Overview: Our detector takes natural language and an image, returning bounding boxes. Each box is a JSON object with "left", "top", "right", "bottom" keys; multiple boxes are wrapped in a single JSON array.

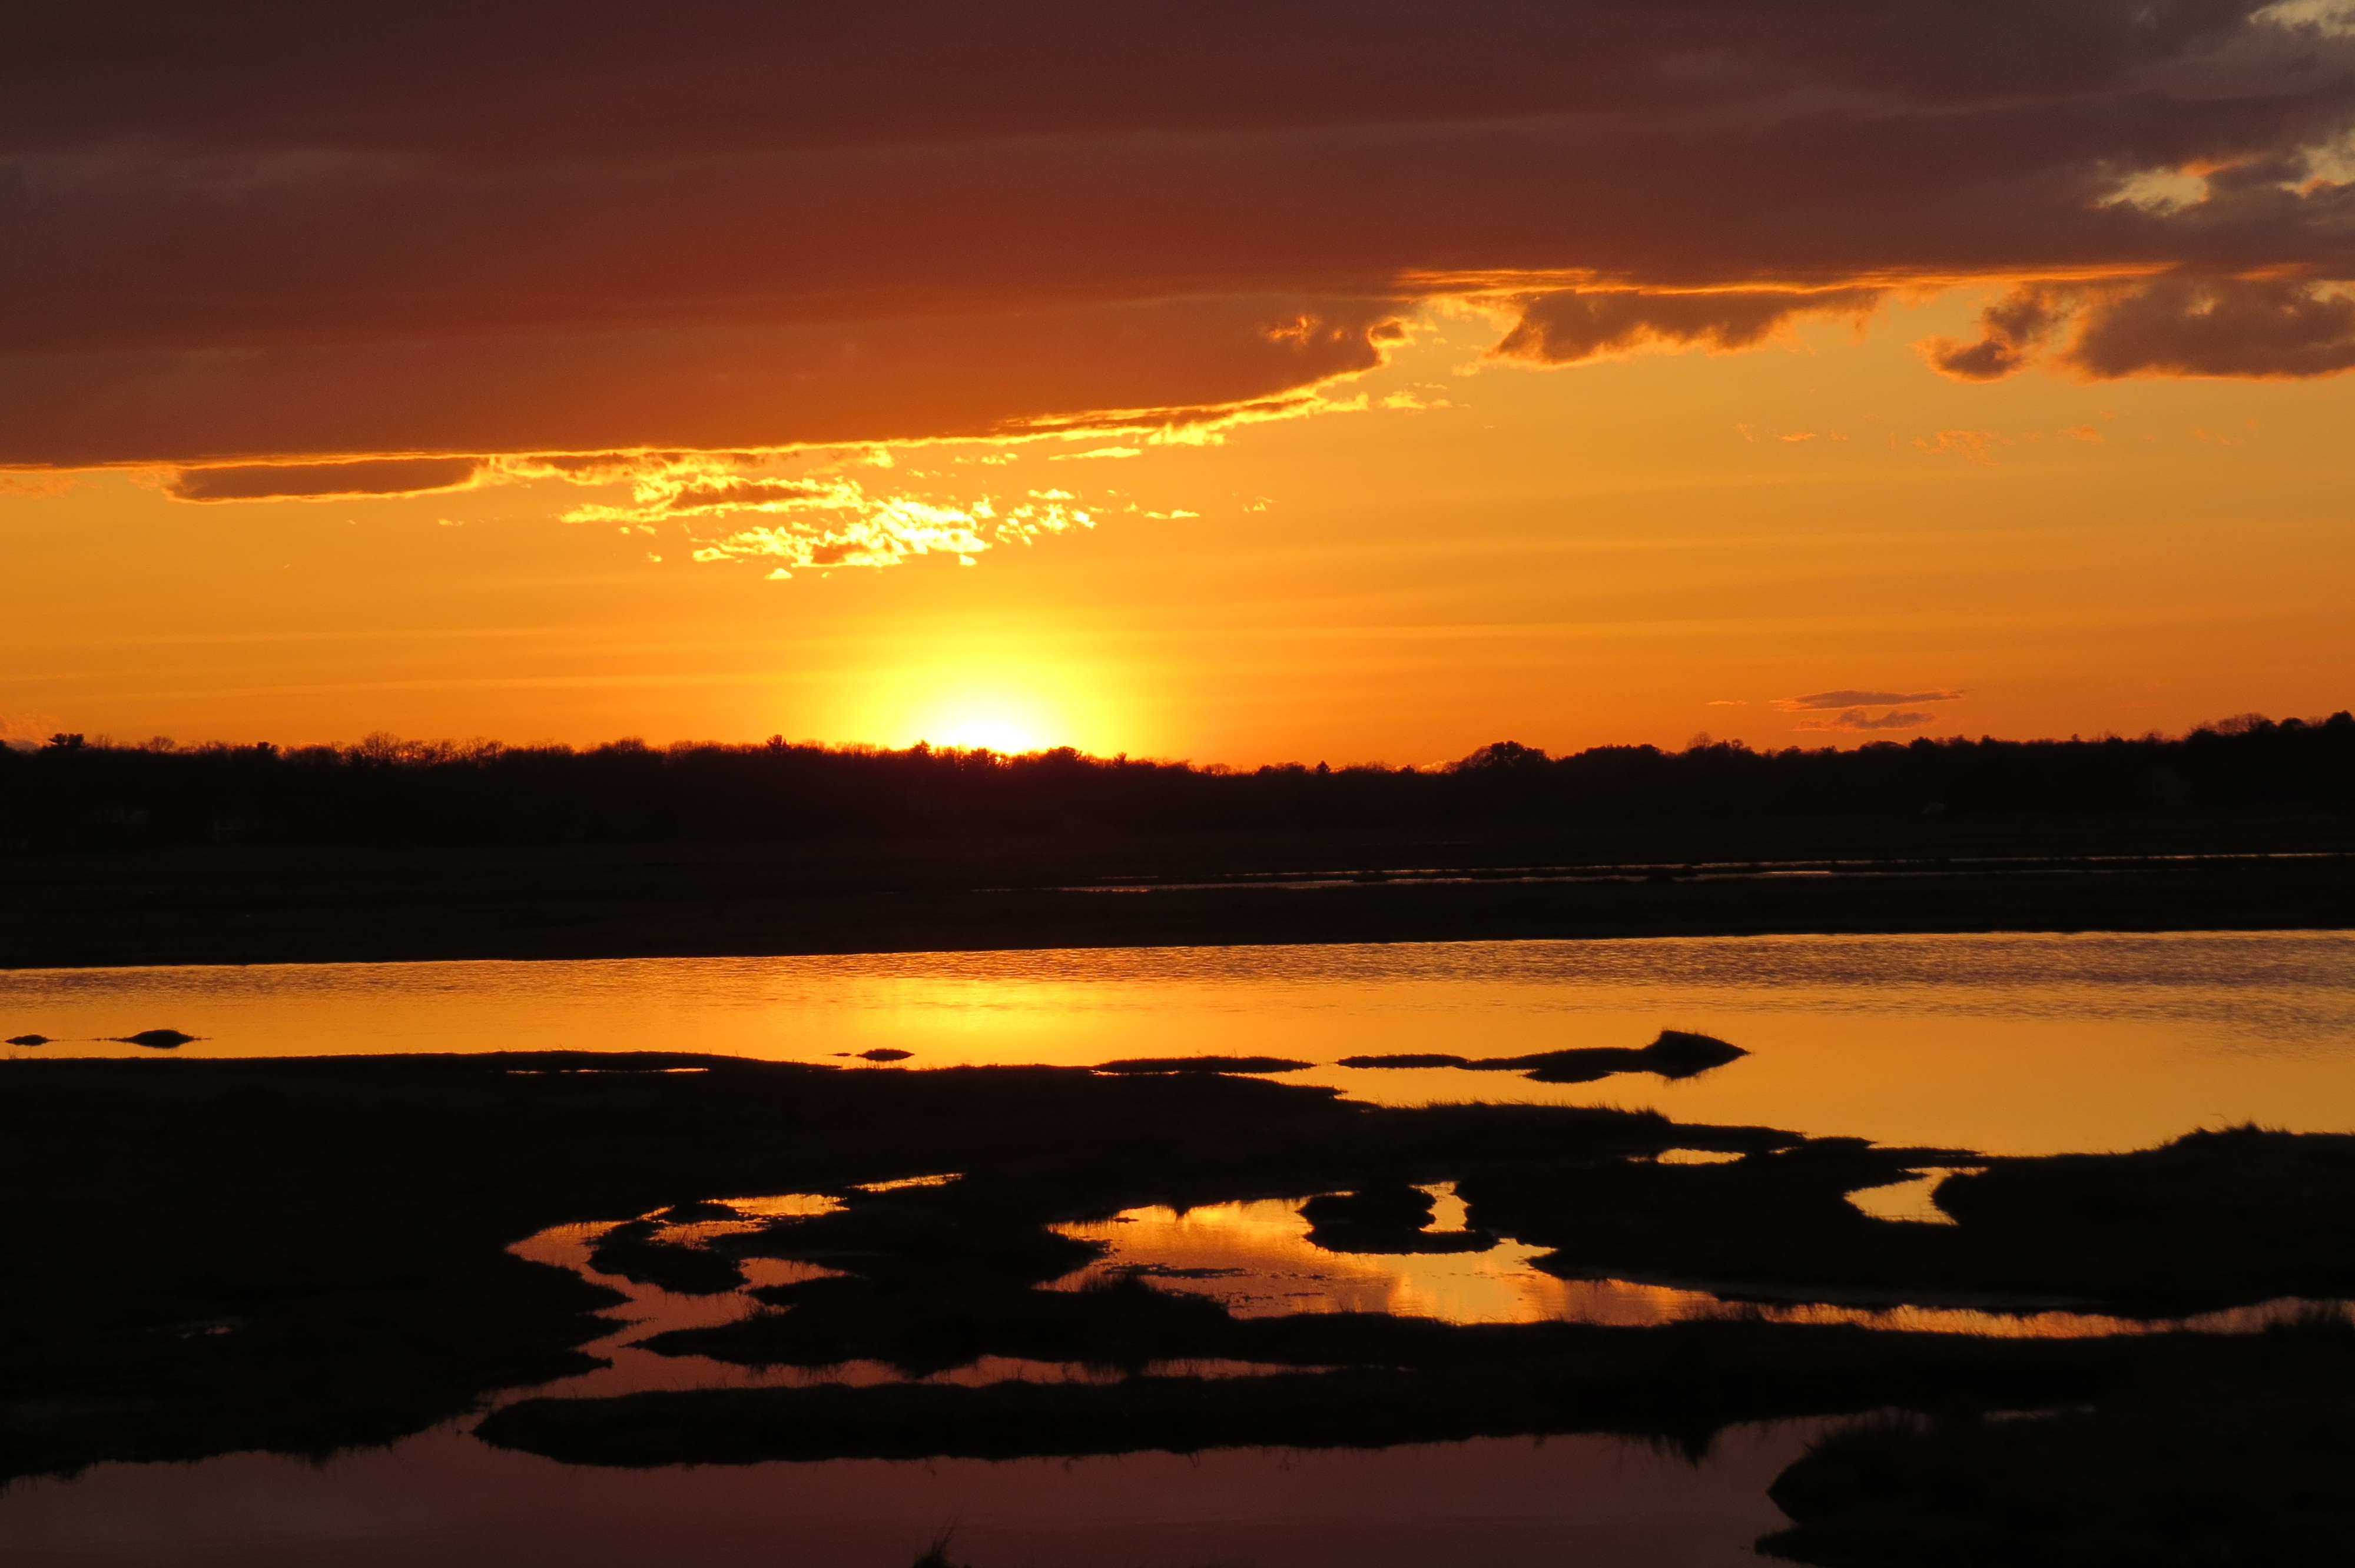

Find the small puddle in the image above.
[{"left": 1846, "top": 1170, "right": 1967, "bottom": 1224}]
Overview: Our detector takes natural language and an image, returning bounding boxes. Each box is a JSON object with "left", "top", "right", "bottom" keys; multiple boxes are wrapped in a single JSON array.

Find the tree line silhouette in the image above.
[{"left": 4, "top": 714, "right": 2351, "bottom": 852}]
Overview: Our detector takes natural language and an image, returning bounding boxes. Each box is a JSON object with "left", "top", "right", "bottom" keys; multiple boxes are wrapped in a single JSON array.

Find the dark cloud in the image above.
[
  {"left": 1928, "top": 275, "right": 2355, "bottom": 379},
  {"left": 1792, "top": 709, "right": 1942, "bottom": 732},
  {"left": 654, "top": 479, "right": 834, "bottom": 515},
  {"left": 164, "top": 456, "right": 482, "bottom": 501},
  {"left": 1777, "top": 689, "right": 1966, "bottom": 710},
  {"left": 3, "top": 1, "right": 2353, "bottom": 469},
  {"left": 1491, "top": 289, "right": 1882, "bottom": 364},
  {"left": 1925, "top": 288, "right": 2075, "bottom": 380},
  {"left": 2071, "top": 275, "right": 2355, "bottom": 377},
  {"left": 1, "top": 298, "right": 1398, "bottom": 469},
  {"left": 0, "top": 2, "right": 2291, "bottom": 157}
]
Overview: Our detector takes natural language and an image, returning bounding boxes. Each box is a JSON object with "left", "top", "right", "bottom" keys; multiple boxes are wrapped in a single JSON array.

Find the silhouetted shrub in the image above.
[{"left": 2, "top": 714, "right": 2349, "bottom": 851}]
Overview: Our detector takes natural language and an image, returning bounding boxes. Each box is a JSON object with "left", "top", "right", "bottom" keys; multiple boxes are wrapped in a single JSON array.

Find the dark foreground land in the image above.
[
  {"left": 5, "top": 818, "right": 2354, "bottom": 968},
  {"left": 8, "top": 1052, "right": 2355, "bottom": 1564},
  {"left": 5, "top": 719, "right": 2353, "bottom": 966}
]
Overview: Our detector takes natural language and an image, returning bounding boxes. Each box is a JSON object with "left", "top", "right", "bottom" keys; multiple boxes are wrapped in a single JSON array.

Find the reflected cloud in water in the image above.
[{"left": 1058, "top": 1186, "right": 2355, "bottom": 1343}]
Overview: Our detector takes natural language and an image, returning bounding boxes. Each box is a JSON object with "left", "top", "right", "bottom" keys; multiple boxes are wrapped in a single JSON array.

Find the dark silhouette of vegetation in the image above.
[
  {"left": 585, "top": 1219, "right": 749, "bottom": 1296},
  {"left": 14, "top": 1048, "right": 2355, "bottom": 1562},
  {"left": 1301, "top": 1184, "right": 1497, "bottom": 1254},
  {"left": 651, "top": 1200, "right": 739, "bottom": 1223},
  {"left": 0, "top": 1051, "right": 1783, "bottom": 1484},
  {"left": 471, "top": 1346, "right": 1909, "bottom": 1466},
  {"left": 1759, "top": 1309, "right": 2355, "bottom": 1567},
  {"left": 1340, "top": 1029, "right": 1747, "bottom": 1084},
  {"left": 1466, "top": 1127, "right": 2355, "bottom": 1316},
  {"left": 3, "top": 713, "right": 2351, "bottom": 855},
  {"left": 613, "top": 1125, "right": 2353, "bottom": 1390},
  {"left": 910, "top": 1536, "right": 965, "bottom": 1568},
  {"left": 111, "top": 1028, "right": 195, "bottom": 1049},
  {"left": 475, "top": 1323, "right": 2341, "bottom": 1471},
  {"left": 11, "top": 717, "right": 2351, "bottom": 968},
  {"left": 1090, "top": 1056, "right": 1313, "bottom": 1075}
]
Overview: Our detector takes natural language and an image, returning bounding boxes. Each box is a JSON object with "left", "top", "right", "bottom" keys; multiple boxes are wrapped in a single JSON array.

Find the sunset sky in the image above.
[{"left": 6, "top": 0, "right": 2354, "bottom": 763}]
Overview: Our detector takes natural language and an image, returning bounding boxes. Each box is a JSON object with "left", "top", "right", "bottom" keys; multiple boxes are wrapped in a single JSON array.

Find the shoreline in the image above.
[
  {"left": 5, "top": 843, "right": 2351, "bottom": 969},
  {"left": 3, "top": 919, "right": 2351, "bottom": 981}
]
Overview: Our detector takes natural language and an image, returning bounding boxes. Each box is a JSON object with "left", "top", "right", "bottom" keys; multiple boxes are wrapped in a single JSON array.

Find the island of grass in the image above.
[{"left": 1339, "top": 1028, "right": 1747, "bottom": 1082}]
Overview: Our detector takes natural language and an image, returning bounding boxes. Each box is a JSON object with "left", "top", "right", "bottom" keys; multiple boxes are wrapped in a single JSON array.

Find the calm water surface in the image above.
[
  {"left": 8, "top": 1192, "right": 1813, "bottom": 1567},
  {"left": 6, "top": 930, "right": 2353, "bottom": 1563},
  {"left": 0, "top": 1424, "right": 1815, "bottom": 1568},
  {"left": 8, "top": 930, "right": 2355, "bottom": 1151}
]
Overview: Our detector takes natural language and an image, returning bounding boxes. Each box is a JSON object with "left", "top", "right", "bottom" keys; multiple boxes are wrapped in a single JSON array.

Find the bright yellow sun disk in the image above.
[
  {"left": 899, "top": 680, "right": 1073, "bottom": 754},
  {"left": 936, "top": 715, "right": 1037, "bottom": 752},
  {"left": 846, "top": 634, "right": 1125, "bottom": 756}
]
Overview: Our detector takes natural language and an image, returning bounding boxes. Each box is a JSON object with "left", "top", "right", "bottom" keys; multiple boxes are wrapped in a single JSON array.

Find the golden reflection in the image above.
[
  {"left": 9, "top": 934, "right": 2355, "bottom": 1155},
  {"left": 508, "top": 1206, "right": 1319, "bottom": 1399},
  {"left": 502, "top": 1217, "right": 838, "bottom": 1400},
  {"left": 1845, "top": 1171, "right": 1965, "bottom": 1224},
  {"left": 1057, "top": 1186, "right": 1707, "bottom": 1324},
  {"left": 1053, "top": 1187, "right": 2355, "bottom": 1340}
]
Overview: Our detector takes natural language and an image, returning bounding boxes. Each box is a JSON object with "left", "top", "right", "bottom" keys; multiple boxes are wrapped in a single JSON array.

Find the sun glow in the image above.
[
  {"left": 875, "top": 663, "right": 1107, "bottom": 756},
  {"left": 935, "top": 715, "right": 1039, "bottom": 753}
]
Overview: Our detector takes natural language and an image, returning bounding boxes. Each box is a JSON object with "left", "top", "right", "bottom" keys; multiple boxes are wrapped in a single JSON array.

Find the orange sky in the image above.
[
  {"left": 6, "top": 291, "right": 2351, "bottom": 763},
  {"left": 5, "top": 2, "right": 2354, "bottom": 763}
]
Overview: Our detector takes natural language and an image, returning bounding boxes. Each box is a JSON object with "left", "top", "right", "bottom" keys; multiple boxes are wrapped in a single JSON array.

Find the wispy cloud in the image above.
[
  {"left": 1777, "top": 689, "right": 1966, "bottom": 712},
  {"left": 125, "top": 416, "right": 1322, "bottom": 573},
  {"left": 0, "top": 710, "right": 66, "bottom": 748},
  {"left": 164, "top": 457, "right": 484, "bottom": 502},
  {"left": 553, "top": 454, "right": 1097, "bottom": 576},
  {"left": 1792, "top": 709, "right": 1941, "bottom": 732},
  {"left": 0, "top": 470, "right": 81, "bottom": 498}
]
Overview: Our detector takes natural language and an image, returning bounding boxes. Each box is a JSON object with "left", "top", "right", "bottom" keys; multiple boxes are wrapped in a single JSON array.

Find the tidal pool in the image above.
[{"left": 6, "top": 930, "right": 2355, "bottom": 1151}]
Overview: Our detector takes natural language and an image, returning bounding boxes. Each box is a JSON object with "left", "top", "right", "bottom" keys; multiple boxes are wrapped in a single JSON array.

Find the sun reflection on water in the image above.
[{"left": 12, "top": 932, "right": 2355, "bottom": 1155}]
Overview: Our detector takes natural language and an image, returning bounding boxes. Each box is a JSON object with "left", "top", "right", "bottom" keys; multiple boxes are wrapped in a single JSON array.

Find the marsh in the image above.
[{"left": 4, "top": 930, "right": 2355, "bottom": 1563}]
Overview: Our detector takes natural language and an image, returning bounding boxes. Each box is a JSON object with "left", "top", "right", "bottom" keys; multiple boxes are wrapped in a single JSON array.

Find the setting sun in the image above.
[
  {"left": 933, "top": 715, "right": 1039, "bottom": 753},
  {"left": 9, "top": 4, "right": 2355, "bottom": 1562},
  {"left": 896, "top": 678, "right": 1070, "bottom": 753},
  {"left": 857, "top": 645, "right": 1124, "bottom": 756}
]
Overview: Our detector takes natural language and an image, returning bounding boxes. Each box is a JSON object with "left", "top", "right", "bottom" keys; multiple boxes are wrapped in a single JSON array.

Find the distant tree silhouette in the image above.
[{"left": 1, "top": 713, "right": 2350, "bottom": 852}]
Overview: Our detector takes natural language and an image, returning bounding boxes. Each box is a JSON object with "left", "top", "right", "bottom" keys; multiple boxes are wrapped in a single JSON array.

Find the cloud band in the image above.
[{"left": 4, "top": 0, "right": 2353, "bottom": 470}]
